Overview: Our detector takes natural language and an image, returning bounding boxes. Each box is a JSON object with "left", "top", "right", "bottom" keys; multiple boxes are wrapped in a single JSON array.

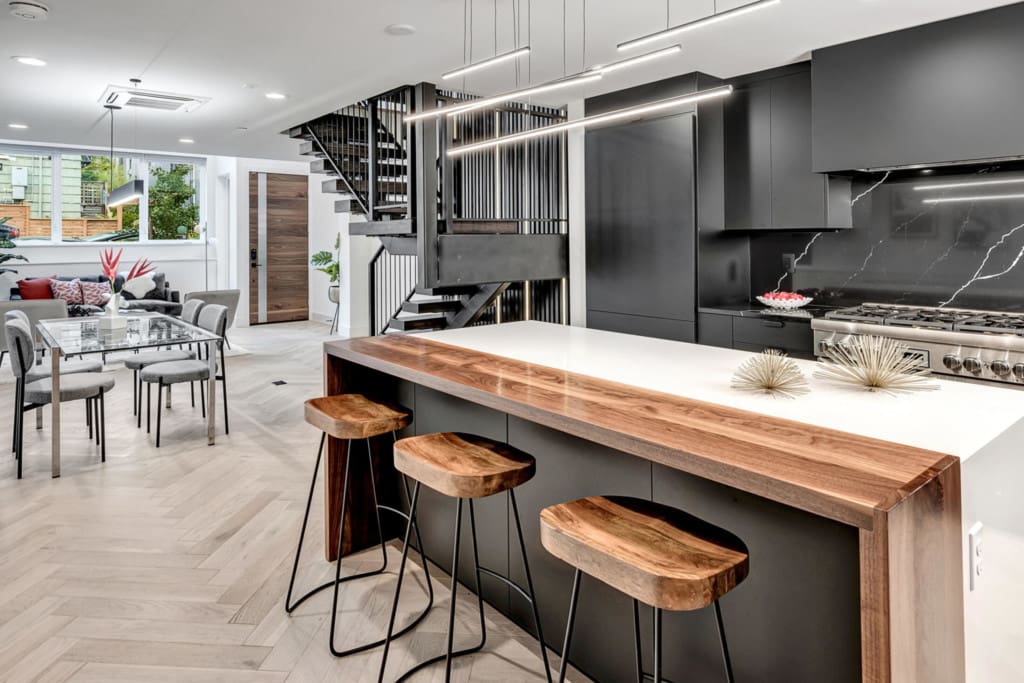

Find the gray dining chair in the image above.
[
  {"left": 140, "top": 304, "right": 229, "bottom": 447},
  {"left": 6, "top": 318, "right": 115, "bottom": 479},
  {"left": 126, "top": 299, "right": 205, "bottom": 422}
]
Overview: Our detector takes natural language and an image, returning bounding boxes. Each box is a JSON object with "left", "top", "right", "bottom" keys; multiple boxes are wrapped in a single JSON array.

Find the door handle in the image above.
[{"left": 761, "top": 320, "right": 785, "bottom": 328}]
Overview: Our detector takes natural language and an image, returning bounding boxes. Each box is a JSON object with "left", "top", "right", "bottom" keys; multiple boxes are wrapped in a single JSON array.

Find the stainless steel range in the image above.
[{"left": 811, "top": 303, "right": 1024, "bottom": 385}]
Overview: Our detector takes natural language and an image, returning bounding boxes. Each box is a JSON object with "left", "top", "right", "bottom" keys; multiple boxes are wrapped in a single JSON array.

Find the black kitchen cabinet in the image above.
[
  {"left": 585, "top": 112, "right": 696, "bottom": 341},
  {"left": 812, "top": 3, "right": 1024, "bottom": 172},
  {"left": 697, "top": 311, "right": 814, "bottom": 358},
  {"left": 724, "top": 68, "right": 851, "bottom": 231}
]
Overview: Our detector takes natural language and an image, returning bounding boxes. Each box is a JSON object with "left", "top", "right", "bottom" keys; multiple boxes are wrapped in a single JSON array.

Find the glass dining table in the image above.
[{"left": 36, "top": 312, "right": 222, "bottom": 477}]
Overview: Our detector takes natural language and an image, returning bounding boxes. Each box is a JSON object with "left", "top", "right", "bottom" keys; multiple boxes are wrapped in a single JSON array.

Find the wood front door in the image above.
[{"left": 249, "top": 172, "right": 309, "bottom": 324}]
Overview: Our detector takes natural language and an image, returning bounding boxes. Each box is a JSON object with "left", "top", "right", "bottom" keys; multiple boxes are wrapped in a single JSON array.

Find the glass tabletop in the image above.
[{"left": 36, "top": 312, "right": 221, "bottom": 356}]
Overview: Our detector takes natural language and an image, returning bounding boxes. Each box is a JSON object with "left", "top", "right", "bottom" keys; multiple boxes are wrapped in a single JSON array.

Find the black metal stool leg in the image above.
[
  {"left": 510, "top": 489, "right": 553, "bottom": 683},
  {"left": 715, "top": 600, "right": 735, "bottom": 683},
  {"left": 443, "top": 498, "right": 465, "bottom": 681},
  {"left": 633, "top": 600, "right": 644, "bottom": 683},
  {"left": 285, "top": 433, "right": 330, "bottom": 612},
  {"left": 378, "top": 481, "right": 422, "bottom": 683},
  {"left": 557, "top": 568, "right": 583, "bottom": 683}
]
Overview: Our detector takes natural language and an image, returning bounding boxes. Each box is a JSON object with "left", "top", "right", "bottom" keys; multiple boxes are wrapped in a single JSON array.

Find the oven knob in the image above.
[
  {"left": 942, "top": 354, "right": 962, "bottom": 371},
  {"left": 963, "top": 357, "right": 983, "bottom": 374},
  {"left": 1014, "top": 363, "right": 1024, "bottom": 380},
  {"left": 991, "top": 360, "right": 1011, "bottom": 377}
]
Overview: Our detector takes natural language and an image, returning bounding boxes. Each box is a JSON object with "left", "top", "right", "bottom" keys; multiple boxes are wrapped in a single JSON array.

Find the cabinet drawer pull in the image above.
[{"left": 761, "top": 320, "right": 785, "bottom": 328}]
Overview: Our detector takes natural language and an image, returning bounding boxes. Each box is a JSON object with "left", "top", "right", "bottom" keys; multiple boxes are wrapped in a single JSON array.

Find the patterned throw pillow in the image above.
[
  {"left": 122, "top": 275, "right": 155, "bottom": 300},
  {"left": 50, "top": 278, "right": 84, "bottom": 305},
  {"left": 80, "top": 280, "right": 112, "bottom": 306}
]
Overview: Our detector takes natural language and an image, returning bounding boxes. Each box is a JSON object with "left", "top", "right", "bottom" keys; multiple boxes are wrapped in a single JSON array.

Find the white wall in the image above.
[{"left": 567, "top": 98, "right": 587, "bottom": 327}]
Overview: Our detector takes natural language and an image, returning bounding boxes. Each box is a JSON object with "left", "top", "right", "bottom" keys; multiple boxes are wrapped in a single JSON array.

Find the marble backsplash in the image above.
[{"left": 751, "top": 166, "right": 1024, "bottom": 311}]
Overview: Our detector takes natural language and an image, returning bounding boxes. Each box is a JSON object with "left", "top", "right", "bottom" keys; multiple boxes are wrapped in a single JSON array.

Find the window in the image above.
[
  {"left": 61, "top": 154, "right": 140, "bottom": 242},
  {"left": 0, "top": 144, "right": 204, "bottom": 244},
  {"left": 0, "top": 152, "right": 53, "bottom": 241},
  {"left": 147, "top": 160, "right": 201, "bottom": 240}
]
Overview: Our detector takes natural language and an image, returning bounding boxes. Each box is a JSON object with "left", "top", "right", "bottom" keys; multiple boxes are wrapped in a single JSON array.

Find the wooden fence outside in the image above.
[{"left": 1, "top": 203, "right": 122, "bottom": 239}]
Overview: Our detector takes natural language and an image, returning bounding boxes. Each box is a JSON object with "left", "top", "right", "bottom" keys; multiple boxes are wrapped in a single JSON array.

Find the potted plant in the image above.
[
  {"left": 311, "top": 233, "right": 341, "bottom": 304},
  {"left": 0, "top": 224, "right": 27, "bottom": 300}
]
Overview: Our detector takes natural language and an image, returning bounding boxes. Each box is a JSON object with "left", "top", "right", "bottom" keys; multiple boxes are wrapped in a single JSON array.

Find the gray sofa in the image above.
[{"left": 10, "top": 273, "right": 182, "bottom": 316}]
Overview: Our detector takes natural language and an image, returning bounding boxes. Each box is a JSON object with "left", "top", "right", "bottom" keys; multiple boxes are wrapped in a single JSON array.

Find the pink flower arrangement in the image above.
[{"left": 100, "top": 248, "right": 157, "bottom": 293}]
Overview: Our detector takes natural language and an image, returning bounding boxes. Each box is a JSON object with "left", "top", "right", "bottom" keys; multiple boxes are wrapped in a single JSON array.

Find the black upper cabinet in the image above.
[
  {"left": 812, "top": 3, "right": 1024, "bottom": 172},
  {"left": 724, "top": 69, "right": 851, "bottom": 231}
]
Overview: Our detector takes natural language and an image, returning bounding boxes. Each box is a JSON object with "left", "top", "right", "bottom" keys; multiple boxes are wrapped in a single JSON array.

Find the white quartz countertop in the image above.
[{"left": 419, "top": 321, "right": 1024, "bottom": 460}]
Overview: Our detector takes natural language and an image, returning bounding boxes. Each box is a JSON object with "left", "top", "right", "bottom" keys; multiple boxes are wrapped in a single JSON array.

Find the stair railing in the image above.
[
  {"left": 368, "top": 245, "right": 417, "bottom": 335},
  {"left": 304, "top": 118, "right": 370, "bottom": 215}
]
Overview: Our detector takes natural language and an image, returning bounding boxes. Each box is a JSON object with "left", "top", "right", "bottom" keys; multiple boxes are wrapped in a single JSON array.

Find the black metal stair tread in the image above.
[
  {"left": 390, "top": 314, "right": 448, "bottom": 331},
  {"left": 349, "top": 220, "right": 413, "bottom": 236},
  {"left": 403, "top": 299, "right": 461, "bottom": 314},
  {"left": 415, "top": 285, "right": 478, "bottom": 296}
]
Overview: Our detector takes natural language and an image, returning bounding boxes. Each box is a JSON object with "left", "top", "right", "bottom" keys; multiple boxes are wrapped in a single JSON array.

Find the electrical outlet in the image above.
[
  {"left": 782, "top": 253, "right": 796, "bottom": 274},
  {"left": 969, "top": 522, "right": 983, "bottom": 591}
]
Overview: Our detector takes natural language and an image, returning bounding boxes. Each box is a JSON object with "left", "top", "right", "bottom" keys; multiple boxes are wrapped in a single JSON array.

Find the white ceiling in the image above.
[{"left": 0, "top": 0, "right": 1015, "bottom": 161}]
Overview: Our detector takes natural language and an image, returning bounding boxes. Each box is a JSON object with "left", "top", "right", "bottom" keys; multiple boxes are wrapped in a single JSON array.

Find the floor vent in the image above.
[{"left": 272, "top": 380, "right": 288, "bottom": 386}]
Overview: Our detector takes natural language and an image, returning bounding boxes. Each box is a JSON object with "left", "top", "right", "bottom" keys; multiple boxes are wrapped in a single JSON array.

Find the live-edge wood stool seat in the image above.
[
  {"left": 286, "top": 394, "right": 435, "bottom": 660},
  {"left": 379, "top": 432, "right": 552, "bottom": 683},
  {"left": 541, "top": 496, "right": 749, "bottom": 683}
]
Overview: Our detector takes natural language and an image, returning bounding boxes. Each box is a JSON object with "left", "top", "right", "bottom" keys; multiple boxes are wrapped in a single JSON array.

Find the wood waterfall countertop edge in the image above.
[{"left": 325, "top": 333, "right": 958, "bottom": 530}]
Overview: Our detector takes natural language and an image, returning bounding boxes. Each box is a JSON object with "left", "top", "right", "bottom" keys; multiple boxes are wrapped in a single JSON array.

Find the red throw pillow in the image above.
[
  {"left": 79, "top": 280, "right": 112, "bottom": 306},
  {"left": 50, "top": 278, "right": 84, "bottom": 305},
  {"left": 17, "top": 277, "right": 56, "bottom": 300}
]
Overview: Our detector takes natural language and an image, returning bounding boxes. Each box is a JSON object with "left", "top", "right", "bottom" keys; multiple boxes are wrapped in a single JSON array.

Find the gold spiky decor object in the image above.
[
  {"left": 731, "top": 349, "right": 810, "bottom": 398},
  {"left": 815, "top": 335, "right": 938, "bottom": 394}
]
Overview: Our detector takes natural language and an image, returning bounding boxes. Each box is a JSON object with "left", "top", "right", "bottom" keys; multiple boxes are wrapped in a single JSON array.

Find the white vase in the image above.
[{"left": 100, "top": 293, "right": 127, "bottom": 332}]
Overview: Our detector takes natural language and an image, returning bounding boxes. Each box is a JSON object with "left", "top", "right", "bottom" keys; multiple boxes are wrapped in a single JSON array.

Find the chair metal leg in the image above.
[
  {"left": 714, "top": 600, "right": 735, "bottom": 683},
  {"left": 156, "top": 382, "right": 163, "bottom": 448},
  {"left": 93, "top": 398, "right": 100, "bottom": 446},
  {"left": 137, "top": 374, "right": 143, "bottom": 428},
  {"left": 146, "top": 383, "right": 151, "bottom": 434},
  {"left": 86, "top": 398, "right": 93, "bottom": 439},
  {"left": 16, "top": 403, "right": 24, "bottom": 479},
  {"left": 12, "top": 379, "right": 22, "bottom": 454},
  {"left": 199, "top": 380, "right": 206, "bottom": 418},
  {"left": 633, "top": 600, "right": 644, "bottom": 683},
  {"left": 99, "top": 389, "right": 106, "bottom": 462},
  {"left": 557, "top": 569, "right": 583, "bottom": 683},
  {"left": 132, "top": 370, "right": 137, "bottom": 416},
  {"left": 35, "top": 407, "right": 42, "bottom": 430},
  {"left": 653, "top": 608, "right": 663, "bottom": 683},
  {"left": 221, "top": 374, "right": 229, "bottom": 434},
  {"left": 510, "top": 489, "right": 553, "bottom": 683},
  {"left": 377, "top": 481, "right": 422, "bottom": 683}
]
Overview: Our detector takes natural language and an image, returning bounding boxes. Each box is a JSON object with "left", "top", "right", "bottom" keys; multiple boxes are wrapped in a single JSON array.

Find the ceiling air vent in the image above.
[{"left": 99, "top": 85, "right": 210, "bottom": 113}]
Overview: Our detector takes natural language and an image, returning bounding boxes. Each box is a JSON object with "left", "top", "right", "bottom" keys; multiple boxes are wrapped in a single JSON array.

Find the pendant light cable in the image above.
[
  {"left": 562, "top": 0, "right": 567, "bottom": 78},
  {"left": 582, "top": 0, "right": 587, "bottom": 72}
]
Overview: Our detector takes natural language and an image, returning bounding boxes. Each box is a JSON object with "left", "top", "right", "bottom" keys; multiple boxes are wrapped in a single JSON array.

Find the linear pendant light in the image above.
[
  {"left": 442, "top": 46, "right": 531, "bottom": 80},
  {"left": 406, "top": 73, "right": 602, "bottom": 123},
  {"left": 922, "top": 193, "right": 1024, "bottom": 204},
  {"left": 447, "top": 85, "right": 733, "bottom": 156},
  {"left": 913, "top": 177, "right": 1024, "bottom": 192},
  {"left": 618, "top": 0, "right": 781, "bottom": 51},
  {"left": 406, "top": 45, "right": 682, "bottom": 123}
]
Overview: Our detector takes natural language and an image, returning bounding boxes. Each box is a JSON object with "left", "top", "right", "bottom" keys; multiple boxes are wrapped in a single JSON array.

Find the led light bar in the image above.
[
  {"left": 592, "top": 44, "right": 682, "bottom": 73},
  {"left": 618, "top": 0, "right": 781, "bottom": 51},
  {"left": 922, "top": 194, "right": 1024, "bottom": 204},
  {"left": 405, "top": 73, "right": 602, "bottom": 123},
  {"left": 407, "top": 45, "right": 683, "bottom": 123},
  {"left": 913, "top": 178, "right": 1024, "bottom": 192},
  {"left": 442, "top": 46, "right": 530, "bottom": 80},
  {"left": 447, "top": 85, "right": 733, "bottom": 157}
]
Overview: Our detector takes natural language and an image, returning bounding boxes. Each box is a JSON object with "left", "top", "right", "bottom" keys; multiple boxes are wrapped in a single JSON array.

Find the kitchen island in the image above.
[{"left": 322, "top": 321, "right": 1024, "bottom": 682}]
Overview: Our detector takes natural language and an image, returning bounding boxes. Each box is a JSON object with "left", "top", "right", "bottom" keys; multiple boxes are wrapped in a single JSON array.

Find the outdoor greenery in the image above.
[
  {"left": 149, "top": 165, "right": 199, "bottom": 240},
  {"left": 310, "top": 233, "right": 341, "bottom": 284},
  {"left": 81, "top": 156, "right": 139, "bottom": 232}
]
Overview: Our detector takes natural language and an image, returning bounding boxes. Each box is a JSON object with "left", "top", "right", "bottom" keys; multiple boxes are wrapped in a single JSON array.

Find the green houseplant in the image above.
[
  {"left": 0, "top": 218, "right": 28, "bottom": 277},
  {"left": 311, "top": 233, "right": 341, "bottom": 304}
]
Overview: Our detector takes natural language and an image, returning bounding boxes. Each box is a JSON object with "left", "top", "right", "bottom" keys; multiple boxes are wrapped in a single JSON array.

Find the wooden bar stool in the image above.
[
  {"left": 379, "top": 432, "right": 552, "bottom": 683},
  {"left": 540, "top": 496, "right": 749, "bottom": 683},
  {"left": 286, "top": 394, "right": 434, "bottom": 659}
]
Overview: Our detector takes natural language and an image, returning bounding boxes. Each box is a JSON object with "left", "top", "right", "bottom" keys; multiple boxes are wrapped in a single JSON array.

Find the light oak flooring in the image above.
[{"left": 0, "top": 322, "right": 584, "bottom": 683}]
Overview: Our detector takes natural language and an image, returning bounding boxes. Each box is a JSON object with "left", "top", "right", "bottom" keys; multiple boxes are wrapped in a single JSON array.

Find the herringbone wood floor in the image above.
[{"left": 0, "top": 322, "right": 584, "bottom": 683}]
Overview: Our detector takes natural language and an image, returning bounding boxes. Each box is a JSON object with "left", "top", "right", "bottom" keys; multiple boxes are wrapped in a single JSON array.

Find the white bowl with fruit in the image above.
[{"left": 756, "top": 291, "right": 813, "bottom": 310}]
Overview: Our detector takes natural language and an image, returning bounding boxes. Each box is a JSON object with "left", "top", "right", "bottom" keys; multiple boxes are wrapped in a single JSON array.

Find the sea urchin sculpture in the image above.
[
  {"left": 731, "top": 349, "right": 810, "bottom": 398},
  {"left": 815, "top": 335, "right": 937, "bottom": 394}
]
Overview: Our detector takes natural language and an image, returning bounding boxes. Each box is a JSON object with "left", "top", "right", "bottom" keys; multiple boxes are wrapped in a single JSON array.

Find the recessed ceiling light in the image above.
[
  {"left": 234, "top": 127, "right": 248, "bottom": 133},
  {"left": 385, "top": 23, "right": 416, "bottom": 36},
  {"left": 179, "top": 138, "right": 194, "bottom": 144},
  {"left": 11, "top": 55, "right": 46, "bottom": 66},
  {"left": 9, "top": 1, "right": 49, "bottom": 21},
  {"left": 265, "top": 92, "right": 287, "bottom": 100},
  {"left": 8, "top": 123, "right": 28, "bottom": 129}
]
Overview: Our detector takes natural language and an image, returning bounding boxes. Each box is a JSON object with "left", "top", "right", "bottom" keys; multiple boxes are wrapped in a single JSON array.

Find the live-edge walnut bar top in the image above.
[{"left": 325, "top": 321, "right": 1024, "bottom": 530}]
